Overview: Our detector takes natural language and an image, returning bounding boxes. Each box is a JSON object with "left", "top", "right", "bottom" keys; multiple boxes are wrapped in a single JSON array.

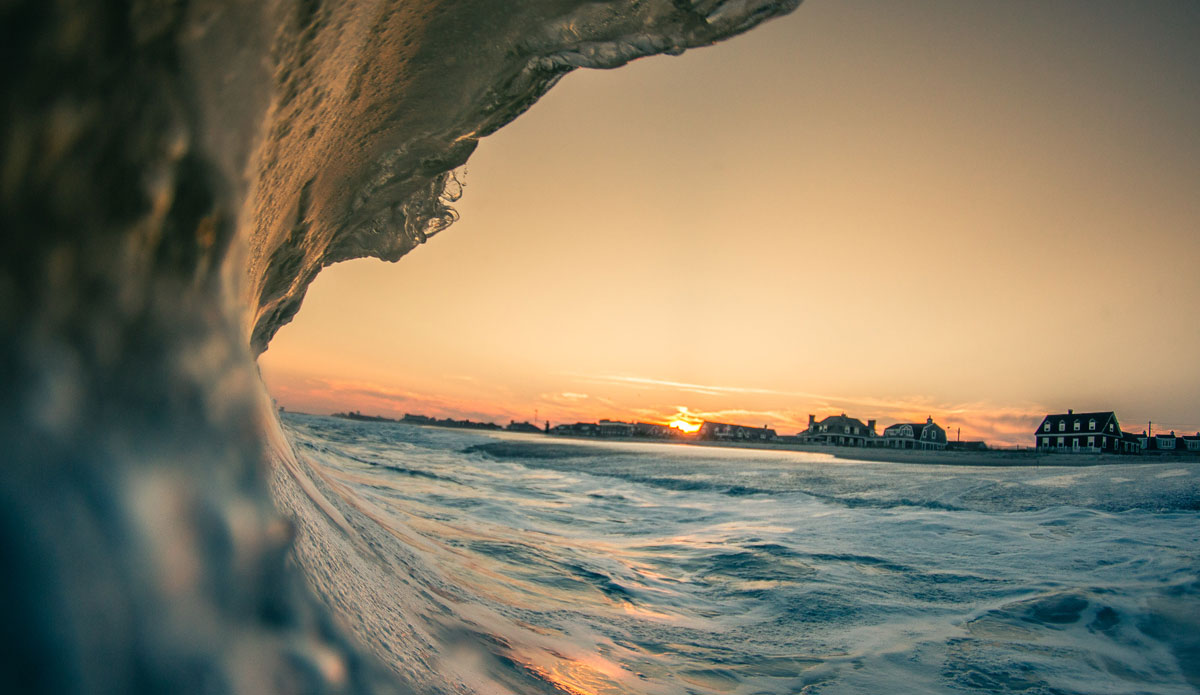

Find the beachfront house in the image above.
[
  {"left": 800, "top": 413, "right": 877, "bottom": 447},
  {"left": 1034, "top": 410, "right": 1130, "bottom": 453},
  {"left": 1139, "top": 431, "right": 1200, "bottom": 454},
  {"left": 551, "top": 422, "right": 601, "bottom": 437},
  {"left": 881, "top": 417, "right": 947, "bottom": 450},
  {"left": 698, "top": 421, "right": 777, "bottom": 442},
  {"left": 598, "top": 419, "right": 636, "bottom": 437}
]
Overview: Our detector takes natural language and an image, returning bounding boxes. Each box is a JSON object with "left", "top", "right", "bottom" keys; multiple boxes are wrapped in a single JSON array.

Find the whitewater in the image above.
[
  {"left": 2, "top": 0, "right": 1199, "bottom": 693},
  {"left": 278, "top": 414, "right": 1200, "bottom": 694}
]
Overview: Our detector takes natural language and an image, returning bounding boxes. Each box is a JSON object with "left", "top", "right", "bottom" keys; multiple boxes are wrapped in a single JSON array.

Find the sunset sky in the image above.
[{"left": 259, "top": 0, "right": 1200, "bottom": 446}]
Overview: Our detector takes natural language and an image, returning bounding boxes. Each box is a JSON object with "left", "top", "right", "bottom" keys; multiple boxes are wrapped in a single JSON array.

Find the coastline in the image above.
[
  {"left": 357, "top": 416, "right": 1200, "bottom": 467},
  {"left": 307, "top": 412, "right": 1200, "bottom": 468}
]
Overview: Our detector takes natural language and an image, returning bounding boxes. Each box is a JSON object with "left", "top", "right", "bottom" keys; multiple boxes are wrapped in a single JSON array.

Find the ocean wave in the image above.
[
  {"left": 1, "top": 1, "right": 799, "bottom": 692},
  {"left": 274, "top": 417, "right": 1200, "bottom": 694}
]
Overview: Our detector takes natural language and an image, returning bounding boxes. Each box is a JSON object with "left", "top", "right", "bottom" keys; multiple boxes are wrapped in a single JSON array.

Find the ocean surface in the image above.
[{"left": 278, "top": 413, "right": 1200, "bottom": 695}]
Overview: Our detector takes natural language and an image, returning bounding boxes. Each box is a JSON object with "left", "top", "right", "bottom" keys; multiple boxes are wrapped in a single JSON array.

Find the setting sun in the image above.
[{"left": 669, "top": 419, "right": 702, "bottom": 434}]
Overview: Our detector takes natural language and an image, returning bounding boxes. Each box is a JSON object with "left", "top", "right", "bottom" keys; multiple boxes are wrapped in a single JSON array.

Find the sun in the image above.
[{"left": 669, "top": 419, "right": 702, "bottom": 434}]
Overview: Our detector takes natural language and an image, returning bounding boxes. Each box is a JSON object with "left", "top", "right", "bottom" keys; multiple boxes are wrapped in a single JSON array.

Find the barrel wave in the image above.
[
  {"left": 0, "top": 1, "right": 799, "bottom": 693},
  {"left": 5, "top": 2, "right": 1200, "bottom": 694}
]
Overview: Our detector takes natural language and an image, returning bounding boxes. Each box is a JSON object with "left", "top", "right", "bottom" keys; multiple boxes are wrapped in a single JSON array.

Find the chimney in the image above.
[
  {"left": 1068, "top": 409, "right": 1073, "bottom": 415},
  {"left": 926, "top": 416, "right": 933, "bottom": 424},
  {"left": 867, "top": 419, "right": 876, "bottom": 433},
  {"left": 808, "top": 414, "right": 815, "bottom": 430}
]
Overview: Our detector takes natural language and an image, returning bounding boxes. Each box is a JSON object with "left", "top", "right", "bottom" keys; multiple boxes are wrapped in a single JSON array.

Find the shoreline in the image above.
[
  {"left": 304, "top": 414, "right": 1200, "bottom": 467},
  {"left": 436, "top": 421, "right": 1199, "bottom": 467}
]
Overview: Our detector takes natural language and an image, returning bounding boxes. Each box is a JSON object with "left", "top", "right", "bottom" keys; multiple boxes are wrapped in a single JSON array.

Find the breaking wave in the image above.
[{"left": 1, "top": 1, "right": 799, "bottom": 692}]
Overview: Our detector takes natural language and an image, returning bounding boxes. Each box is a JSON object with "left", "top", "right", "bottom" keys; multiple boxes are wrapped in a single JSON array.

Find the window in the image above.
[
  {"left": 1058, "top": 421, "right": 1065, "bottom": 432},
  {"left": 1109, "top": 423, "right": 1114, "bottom": 433},
  {"left": 1043, "top": 422, "right": 1050, "bottom": 432},
  {"left": 1057, "top": 437, "right": 1064, "bottom": 446},
  {"left": 1089, "top": 419, "right": 1096, "bottom": 431},
  {"left": 1073, "top": 420, "right": 1081, "bottom": 432},
  {"left": 1088, "top": 436, "right": 1095, "bottom": 447}
]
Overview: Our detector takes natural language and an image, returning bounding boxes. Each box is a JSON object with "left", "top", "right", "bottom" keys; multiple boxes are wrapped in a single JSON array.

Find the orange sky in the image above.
[{"left": 259, "top": 0, "right": 1200, "bottom": 446}]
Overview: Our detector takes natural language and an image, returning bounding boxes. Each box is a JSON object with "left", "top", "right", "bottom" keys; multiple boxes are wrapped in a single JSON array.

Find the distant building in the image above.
[
  {"left": 698, "top": 421, "right": 777, "bottom": 442},
  {"left": 1141, "top": 431, "right": 1199, "bottom": 454},
  {"left": 551, "top": 422, "right": 600, "bottom": 437},
  {"left": 598, "top": 419, "right": 636, "bottom": 437},
  {"left": 634, "top": 422, "right": 676, "bottom": 439},
  {"left": 800, "top": 413, "right": 876, "bottom": 447},
  {"left": 505, "top": 420, "right": 543, "bottom": 434},
  {"left": 1034, "top": 410, "right": 1131, "bottom": 453},
  {"left": 882, "top": 417, "right": 947, "bottom": 450}
]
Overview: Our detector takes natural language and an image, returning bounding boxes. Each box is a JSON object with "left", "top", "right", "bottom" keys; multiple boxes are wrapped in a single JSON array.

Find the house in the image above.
[
  {"left": 551, "top": 422, "right": 600, "bottom": 437},
  {"left": 800, "top": 413, "right": 877, "bottom": 447},
  {"left": 634, "top": 422, "right": 677, "bottom": 439},
  {"left": 882, "top": 417, "right": 947, "bottom": 450},
  {"left": 598, "top": 419, "right": 636, "bottom": 437},
  {"left": 1141, "top": 431, "right": 1198, "bottom": 454},
  {"left": 1034, "top": 410, "right": 1127, "bottom": 453},
  {"left": 505, "top": 420, "right": 543, "bottom": 434},
  {"left": 1119, "top": 431, "right": 1143, "bottom": 454},
  {"left": 698, "top": 421, "right": 777, "bottom": 442}
]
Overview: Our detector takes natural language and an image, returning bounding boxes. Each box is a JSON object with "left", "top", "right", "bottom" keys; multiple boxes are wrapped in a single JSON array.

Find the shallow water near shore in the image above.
[{"left": 277, "top": 413, "right": 1200, "bottom": 694}]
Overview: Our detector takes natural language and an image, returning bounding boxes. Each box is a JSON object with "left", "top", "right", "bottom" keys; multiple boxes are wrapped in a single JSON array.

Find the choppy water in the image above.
[{"left": 279, "top": 413, "right": 1200, "bottom": 695}]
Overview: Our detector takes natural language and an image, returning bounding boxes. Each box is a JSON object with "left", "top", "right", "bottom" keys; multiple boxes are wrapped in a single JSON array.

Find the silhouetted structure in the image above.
[
  {"left": 401, "top": 413, "right": 500, "bottom": 430},
  {"left": 800, "top": 413, "right": 876, "bottom": 446},
  {"left": 551, "top": 422, "right": 601, "bottom": 437},
  {"left": 1034, "top": 410, "right": 1136, "bottom": 453},
  {"left": 698, "top": 421, "right": 777, "bottom": 442},
  {"left": 882, "top": 417, "right": 947, "bottom": 450},
  {"left": 598, "top": 419, "right": 636, "bottom": 437},
  {"left": 335, "top": 411, "right": 397, "bottom": 423},
  {"left": 635, "top": 422, "right": 677, "bottom": 439}
]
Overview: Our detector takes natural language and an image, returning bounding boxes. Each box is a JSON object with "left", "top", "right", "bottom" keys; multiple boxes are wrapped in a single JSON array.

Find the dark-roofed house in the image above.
[
  {"left": 551, "top": 422, "right": 600, "bottom": 437},
  {"left": 698, "top": 421, "right": 777, "bottom": 442},
  {"left": 882, "top": 417, "right": 947, "bottom": 450},
  {"left": 800, "top": 413, "right": 877, "bottom": 447},
  {"left": 598, "top": 419, "right": 636, "bottom": 437},
  {"left": 1034, "top": 410, "right": 1128, "bottom": 453},
  {"left": 1182, "top": 434, "right": 1200, "bottom": 453}
]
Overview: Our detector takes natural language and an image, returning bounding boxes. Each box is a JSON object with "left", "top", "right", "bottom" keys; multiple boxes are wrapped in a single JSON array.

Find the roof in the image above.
[
  {"left": 884, "top": 421, "right": 943, "bottom": 436},
  {"left": 814, "top": 414, "right": 871, "bottom": 430},
  {"left": 1036, "top": 411, "right": 1118, "bottom": 433}
]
